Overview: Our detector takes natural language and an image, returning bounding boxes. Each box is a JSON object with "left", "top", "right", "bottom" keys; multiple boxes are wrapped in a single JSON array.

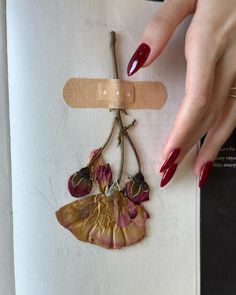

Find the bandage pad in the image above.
[{"left": 63, "top": 78, "right": 167, "bottom": 109}]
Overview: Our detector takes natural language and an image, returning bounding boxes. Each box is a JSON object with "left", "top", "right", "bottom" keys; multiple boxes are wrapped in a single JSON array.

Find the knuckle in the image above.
[
  {"left": 185, "top": 24, "right": 226, "bottom": 59},
  {"left": 168, "top": 0, "right": 196, "bottom": 14},
  {"left": 186, "top": 93, "right": 210, "bottom": 109},
  {"left": 149, "top": 14, "right": 173, "bottom": 34},
  {"left": 194, "top": 97, "right": 209, "bottom": 110},
  {"left": 205, "top": 113, "right": 218, "bottom": 127}
]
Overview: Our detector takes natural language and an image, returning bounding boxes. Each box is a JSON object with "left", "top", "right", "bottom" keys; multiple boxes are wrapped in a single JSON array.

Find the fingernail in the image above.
[
  {"left": 127, "top": 43, "right": 151, "bottom": 76},
  {"left": 199, "top": 161, "right": 212, "bottom": 188},
  {"left": 160, "top": 163, "right": 178, "bottom": 188},
  {"left": 159, "top": 148, "right": 181, "bottom": 173}
]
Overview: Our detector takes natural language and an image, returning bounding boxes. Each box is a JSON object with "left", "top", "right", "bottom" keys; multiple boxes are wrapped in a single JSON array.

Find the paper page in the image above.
[
  {"left": 7, "top": 1, "right": 199, "bottom": 294},
  {"left": 0, "top": 1, "right": 15, "bottom": 294}
]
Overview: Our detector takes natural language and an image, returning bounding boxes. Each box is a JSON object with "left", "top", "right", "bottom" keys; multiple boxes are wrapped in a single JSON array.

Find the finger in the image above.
[
  {"left": 158, "top": 22, "right": 233, "bottom": 187},
  {"left": 127, "top": 0, "right": 194, "bottom": 76},
  {"left": 160, "top": 38, "right": 217, "bottom": 175},
  {"left": 195, "top": 96, "right": 236, "bottom": 187},
  {"left": 160, "top": 49, "right": 235, "bottom": 187}
]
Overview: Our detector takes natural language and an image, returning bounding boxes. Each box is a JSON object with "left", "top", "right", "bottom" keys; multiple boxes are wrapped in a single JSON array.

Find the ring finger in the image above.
[{"left": 195, "top": 85, "right": 236, "bottom": 187}]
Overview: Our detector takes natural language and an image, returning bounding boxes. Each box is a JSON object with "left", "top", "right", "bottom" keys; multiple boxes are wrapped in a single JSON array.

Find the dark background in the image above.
[
  {"left": 201, "top": 130, "right": 236, "bottom": 295},
  {"left": 149, "top": 1, "right": 236, "bottom": 294}
]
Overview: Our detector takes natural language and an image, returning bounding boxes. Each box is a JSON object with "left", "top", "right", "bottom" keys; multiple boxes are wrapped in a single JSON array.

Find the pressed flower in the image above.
[
  {"left": 56, "top": 191, "right": 149, "bottom": 249},
  {"left": 56, "top": 32, "right": 152, "bottom": 249},
  {"left": 68, "top": 167, "right": 92, "bottom": 198},
  {"left": 125, "top": 172, "right": 150, "bottom": 203}
]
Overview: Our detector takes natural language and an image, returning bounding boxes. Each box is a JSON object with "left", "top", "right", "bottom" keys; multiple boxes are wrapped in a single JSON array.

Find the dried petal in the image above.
[
  {"left": 94, "top": 164, "right": 112, "bottom": 192},
  {"left": 125, "top": 172, "right": 150, "bottom": 203},
  {"left": 88, "top": 148, "right": 104, "bottom": 179},
  {"left": 68, "top": 167, "right": 92, "bottom": 198},
  {"left": 88, "top": 148, "right": 103, "bottom": 164},
  {"left": 113, "top": 193, "right": 138, "bottom": 227},
  {"left": 56, "top": 191, "right": 149, "bottom": 249}
]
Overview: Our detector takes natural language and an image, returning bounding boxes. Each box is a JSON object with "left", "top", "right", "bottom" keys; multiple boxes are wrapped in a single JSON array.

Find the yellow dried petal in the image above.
[{"left": 55, "top": 192, "right": 149, "bottom": 249}]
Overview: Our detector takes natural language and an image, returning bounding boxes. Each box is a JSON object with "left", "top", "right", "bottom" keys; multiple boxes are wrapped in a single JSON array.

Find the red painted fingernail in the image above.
[
  {"left": 160, "top": 163, "right": 178, "bottom": 188},
  {"left": 199, "top": 161, "right": 212, "bottom": 188},
  {"left": 127, "top": 43, "right": 151, "bottom": 76},
  {"left": 159, "top": 148, "right": 181, "bottom": 173}
]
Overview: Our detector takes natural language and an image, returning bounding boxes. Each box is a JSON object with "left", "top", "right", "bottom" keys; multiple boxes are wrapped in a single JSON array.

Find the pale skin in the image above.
[{"left": 130, "top": 0, "right": 236, "bottom": 186}]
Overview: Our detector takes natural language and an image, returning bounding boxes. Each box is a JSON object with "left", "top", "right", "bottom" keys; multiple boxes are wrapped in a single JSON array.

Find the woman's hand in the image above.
[{"left": 127, "top": 0, "right": 236, "bottom": 187}]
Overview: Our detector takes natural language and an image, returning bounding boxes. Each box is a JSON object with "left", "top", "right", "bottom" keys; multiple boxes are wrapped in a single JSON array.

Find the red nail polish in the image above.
[
  {"left": 199, "top": 161, "right": 212, "bottom": 188},
  {"left": 127, "top": 43, "right": 151, "bottom": 76},
  {"left": 159, "top": 148, "right": 181, "bottom": 173},
  {"left": 160, "top": 163, "right": 178, "bottom": 188}
]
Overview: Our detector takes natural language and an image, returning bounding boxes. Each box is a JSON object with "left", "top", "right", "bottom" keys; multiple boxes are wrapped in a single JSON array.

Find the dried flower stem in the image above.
[
  {"left": 90, "top": 31, "right": 143, "bottom": 185},
  {"left": 110, "top": 31, "right": 119, "bottom": 80},
  {"left": 125, "top": 133, "right": 141, "bottom": 172},
  {"left": 110, "top": 31, "right": 142, "bottom": 174},
  {"left": 116, "top": 112, "right": 125, "bottom": 184},
  {"left": 88, "top": 117, "right": 116, "bottom": 168},
  {"left": 110, "top": 31, "right": 125, "bottom": 184}
]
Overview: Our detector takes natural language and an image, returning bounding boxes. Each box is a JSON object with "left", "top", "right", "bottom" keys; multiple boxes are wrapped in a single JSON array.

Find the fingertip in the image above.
[
  {"left": 127, "top": 1, "right": 191, "bottom": 76},
  {"left": 159, "top": 148, "right": 181, "bottom": 172},
  {"left": 127, "top": 43, "right": 151, "bottom": 76},
  {"left": 198, "top": 161, "right": 213, "bottom": 188}
]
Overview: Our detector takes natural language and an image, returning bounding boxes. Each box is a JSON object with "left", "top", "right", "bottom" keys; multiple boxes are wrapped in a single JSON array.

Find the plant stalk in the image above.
[{"left": 88, "top": 117, "right": 116, "bottom": 168}]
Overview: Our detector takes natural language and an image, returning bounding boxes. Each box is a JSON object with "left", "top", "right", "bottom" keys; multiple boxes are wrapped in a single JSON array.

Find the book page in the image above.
[
  {"left": 0, "top": 1, "right": 15, "bottom": 294},
  {"left": 7, "top": 1, "right": 199, "bottom": 294}
]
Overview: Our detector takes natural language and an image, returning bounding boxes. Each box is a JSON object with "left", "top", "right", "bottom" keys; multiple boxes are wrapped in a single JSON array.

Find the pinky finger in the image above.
[{"left": 194, "top": 96, "right": 236, "bottom": 187}]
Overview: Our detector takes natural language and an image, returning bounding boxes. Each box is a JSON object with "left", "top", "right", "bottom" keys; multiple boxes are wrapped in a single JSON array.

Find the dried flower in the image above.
[
  {"left": 68, "top": 167, "right": 92, "bottom": 198},
  {"left": 125, "top": 172, "right": 150, "bottom": 203},
  {"left": 56, "top": 191, "right": 149, "bottom": 249},
  {"left": 56, "top": 32, "right": 153, "bottom": 249}
]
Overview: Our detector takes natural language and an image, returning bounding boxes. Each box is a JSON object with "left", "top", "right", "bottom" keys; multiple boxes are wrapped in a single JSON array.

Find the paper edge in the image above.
[{"left": 0, "top": 1, "right": 15, "bottom": 294}]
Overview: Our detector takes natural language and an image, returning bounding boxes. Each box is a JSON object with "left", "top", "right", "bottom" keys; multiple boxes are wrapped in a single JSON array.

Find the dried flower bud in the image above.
[
  {"left": 94, "top": 164, "right": 112, "bottom": 192},
  {"left": 125, "top": 172, "right": 150, "bottom": 203},
  {"left": 68, "top": 167, "right": 92, "bottom": 198}
]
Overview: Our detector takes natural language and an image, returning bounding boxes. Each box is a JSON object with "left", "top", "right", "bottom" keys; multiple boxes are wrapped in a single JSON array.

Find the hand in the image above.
[{"left": 127, "top": 0, "right": 236, "bottom": 187}]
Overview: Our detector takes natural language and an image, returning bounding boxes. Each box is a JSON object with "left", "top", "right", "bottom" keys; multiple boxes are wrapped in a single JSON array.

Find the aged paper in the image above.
[{"left": 7, "top": 1, "right": 199, "bottom": 294}]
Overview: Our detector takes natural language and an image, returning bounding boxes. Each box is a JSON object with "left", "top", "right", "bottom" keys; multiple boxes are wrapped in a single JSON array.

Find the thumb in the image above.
[{"left": 127, "top": 0, "right": 194, "bottom": 76}]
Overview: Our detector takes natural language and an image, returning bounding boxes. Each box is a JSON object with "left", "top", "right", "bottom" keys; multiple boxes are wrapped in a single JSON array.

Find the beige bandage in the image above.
[{"left": 63, "top": 78, "right": 167, "bottom": 109}]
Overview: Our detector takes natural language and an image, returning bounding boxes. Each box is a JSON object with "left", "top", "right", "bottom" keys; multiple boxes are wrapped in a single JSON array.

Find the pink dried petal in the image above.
[
  {"left": 130, "top": 190, "right": 149, "bottom": 203},
  {"left": 88, "top": 148, "right": 106, "bottom": 180},
  {"left": 94, "top": 164, "right": 112, "bottom": 192},
  {"left": 126, "top": 198, "right": 138, "bottom": 219},
  {"left": 88, "top": 148, "right": 103, "bottom": 163},
  {"left": 113, "top": 194, "right": 139, "bottom": 227}
]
